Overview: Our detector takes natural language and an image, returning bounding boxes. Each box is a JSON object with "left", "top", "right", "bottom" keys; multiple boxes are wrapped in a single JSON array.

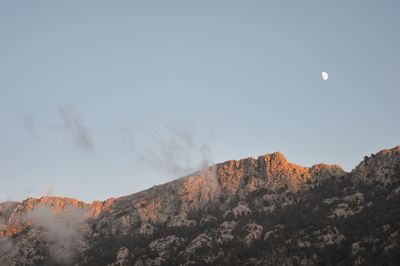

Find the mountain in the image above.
[{"left": 1, "top": 146, "right": 400, "bottom": 265}]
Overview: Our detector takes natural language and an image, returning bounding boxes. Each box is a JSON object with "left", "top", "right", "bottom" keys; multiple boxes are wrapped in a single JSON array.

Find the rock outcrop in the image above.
[
  {"left": 352, "top": 145, "right": 400, "bottom": 185},
  {"left": 1, "top": 146, "right": 400, "bottom": 265}
]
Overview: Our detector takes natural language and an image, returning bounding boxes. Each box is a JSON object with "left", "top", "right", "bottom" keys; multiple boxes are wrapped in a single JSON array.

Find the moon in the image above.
[{"left": 321, "top": 72, "right": 329, "bottom": 81}]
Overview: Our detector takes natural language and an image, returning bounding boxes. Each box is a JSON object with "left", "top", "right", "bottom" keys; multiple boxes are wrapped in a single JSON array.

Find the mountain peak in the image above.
[
  {"left": 352, "top": 145, "right": 400, "bottom": 185},
  {"left": 214, "top": 151, "right": 346, "bottom": 194},
  {"left": 1, "top": 146, "right": 400, "bottom": 265},
  {"left": 268, "top": 151, "right": 288, "bottom": 162}
]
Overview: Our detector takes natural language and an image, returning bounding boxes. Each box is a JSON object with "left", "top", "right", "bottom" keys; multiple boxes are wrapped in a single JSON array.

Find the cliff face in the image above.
[
  {"left": 1, "top": 146, "right": 400, "bottom": 266},
  {"left": 0, "top": 197, "right": 115, "bottom": 238},
  {"left": 216, "top": 152, "right": 345, "bottom": 193},
  {"left": 352, "top": 146, "right": 400, "bottom": 185}
]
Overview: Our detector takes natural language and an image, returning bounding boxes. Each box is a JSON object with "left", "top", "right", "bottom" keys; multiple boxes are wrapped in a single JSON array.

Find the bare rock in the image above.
[{"left": 352, "top": 146, "right": 400, "bottom": 185}]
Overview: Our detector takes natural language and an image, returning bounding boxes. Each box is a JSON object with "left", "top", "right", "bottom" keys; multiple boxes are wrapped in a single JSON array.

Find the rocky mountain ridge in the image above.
[
  {"left": 1, "top": 152, "right": 345, "bottom": 229},
  {"left": 1, "top": 146, "right": 400, "bottom": 265}
]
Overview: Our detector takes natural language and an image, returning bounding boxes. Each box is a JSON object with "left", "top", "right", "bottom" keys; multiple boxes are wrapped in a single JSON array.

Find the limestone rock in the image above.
[
  {"left": 1, "top": 146, "right": 400, "bottom": 265},
  {"left": 352, "top": 146, "right": 400, "bottom": 185}
]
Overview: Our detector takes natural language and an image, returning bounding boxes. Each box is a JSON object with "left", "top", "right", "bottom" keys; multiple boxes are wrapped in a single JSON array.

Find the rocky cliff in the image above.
[{"left": 1, "top": 146, "right": 400, "bottom": 265}]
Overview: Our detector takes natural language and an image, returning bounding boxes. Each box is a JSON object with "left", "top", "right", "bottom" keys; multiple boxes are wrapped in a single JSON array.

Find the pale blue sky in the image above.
[{"left": 1, "top": 1, "right": 399, "bottom": 202}]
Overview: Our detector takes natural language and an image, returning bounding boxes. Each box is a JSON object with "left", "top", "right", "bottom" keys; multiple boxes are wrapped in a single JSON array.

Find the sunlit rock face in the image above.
[
  {"left": 216, "top": 152, "right": 345, "bottom": 193},
  {"left": 352, "top": 145, "right": 400, "bottom": 185},
  {"left": 1, "top": 146, "right": 400, "bottom": 265}
]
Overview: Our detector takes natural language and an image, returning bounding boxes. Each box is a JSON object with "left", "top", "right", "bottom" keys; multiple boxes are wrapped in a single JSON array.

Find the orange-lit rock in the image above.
[{"left": 1, "top": 146, "right": 400, "bottom": 265}]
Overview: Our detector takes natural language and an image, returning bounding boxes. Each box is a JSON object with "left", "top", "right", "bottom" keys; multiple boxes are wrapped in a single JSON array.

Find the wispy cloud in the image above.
[
  {"left": 24, "top": 206, "right": 89, "bottom": 265},
  {"left": 21, "top": 113, "right": 39, "bottom": 137},
  {"left": 117, "top": 121, "right": 136, "bottom": 154},
  {"left": 139, "top": 125, "right": 214, "bottom": 178},
  {"left": 57, "top": 104, "right": 94, "bottom": 151}
]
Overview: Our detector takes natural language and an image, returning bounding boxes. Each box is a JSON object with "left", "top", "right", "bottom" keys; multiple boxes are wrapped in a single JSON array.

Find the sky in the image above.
[{"left": 1, "top": 1, "right": 399, "bottom": 202}]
